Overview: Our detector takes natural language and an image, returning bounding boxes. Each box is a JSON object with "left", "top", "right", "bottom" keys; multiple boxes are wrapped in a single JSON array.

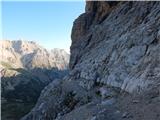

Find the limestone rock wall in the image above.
[{"left": 70, "top": 1, "right": 160, "bottom": 93}]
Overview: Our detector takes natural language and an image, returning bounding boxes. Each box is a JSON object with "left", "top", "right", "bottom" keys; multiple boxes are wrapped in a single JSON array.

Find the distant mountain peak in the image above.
[{"left": 0, "top": 40, "right": 70, "bottom": 70}]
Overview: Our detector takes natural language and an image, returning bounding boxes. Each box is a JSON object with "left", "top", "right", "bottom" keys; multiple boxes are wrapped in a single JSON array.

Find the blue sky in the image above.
[{"left": 2, "top": 1, "right": 85, "bottom": 53}]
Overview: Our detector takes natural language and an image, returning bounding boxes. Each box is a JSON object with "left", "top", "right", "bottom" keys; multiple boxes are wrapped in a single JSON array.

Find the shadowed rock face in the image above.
[
  {"left": 22, "top": 1, "right": 160, "bottom": 120},
  {"left": 71, "top": 1, "right": 119, "bottom": 43},
  {"left": 70, "top": 1, "right": 119, "bottom": 69}
]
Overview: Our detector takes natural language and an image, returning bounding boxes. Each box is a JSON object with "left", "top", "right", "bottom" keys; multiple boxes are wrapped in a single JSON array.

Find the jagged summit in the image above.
[{"left": 0, "top": 40, "right": 69, "bottom": 69}]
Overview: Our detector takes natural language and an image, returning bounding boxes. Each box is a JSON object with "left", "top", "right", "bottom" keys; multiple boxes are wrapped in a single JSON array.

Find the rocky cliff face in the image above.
[
  {"left": 70, "top": 1, "right": 160, "bottom": 93},
  {"left": 22, "top": 2, "right": 160, "bottom": 120},
  {"left": 1, "top": 40, "right": 69, "bottom": 120}
]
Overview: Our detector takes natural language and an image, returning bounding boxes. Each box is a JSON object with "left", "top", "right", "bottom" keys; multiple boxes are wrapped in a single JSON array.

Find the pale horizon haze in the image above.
[{"left": 2, "top": 1, "right": 85, "bottom": 53}]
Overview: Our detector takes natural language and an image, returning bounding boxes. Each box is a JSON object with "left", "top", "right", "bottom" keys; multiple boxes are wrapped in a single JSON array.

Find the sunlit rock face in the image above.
[
  {"left": 0, "top": 40, "right": 69, "bottom": 70},
  {"left": 70, "top": 1, "right": 160, "bottom": 93},
  {"left": 22, "top": 1, "right": 160, "bottom": 120},
  {"left": 1, "top": 40, "right": 69, "bottom": 101},
  {"left": 1, "top": 40, "right": 69, "bottom": 120}
]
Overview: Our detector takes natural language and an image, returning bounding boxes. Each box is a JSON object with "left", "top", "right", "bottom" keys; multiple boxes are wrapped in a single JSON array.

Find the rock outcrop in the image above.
[
  {"left": 22, "top": 1, "right": 160, "bottom": 120},
  {"left": 70, "top": 1, "right": 160, "bottom": 93}
]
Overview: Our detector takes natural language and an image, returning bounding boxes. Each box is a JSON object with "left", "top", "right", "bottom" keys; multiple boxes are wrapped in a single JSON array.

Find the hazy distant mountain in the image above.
[
  {"left": 0, "top": 40, "right": 69, "bottom": 70},
  {"left": 0, "top": 40, "right": 70, "bottom": 120}
]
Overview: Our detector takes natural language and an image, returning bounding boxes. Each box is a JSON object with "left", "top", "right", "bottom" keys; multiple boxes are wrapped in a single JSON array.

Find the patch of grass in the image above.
[
  {"left": 10, "top": 68, "right": 33, "bottom": 76},
  {"left": 0, "top": 61, "right": 12, "bottom": 68},
  {"left": 11, "top": 68, "right": 27, "bottom": 74},
  {"left": 1, "top": 101, "right": 35, "bottom": 120},
  {"left": 95, "top": 90, "right": 101, "bottom": 96}
]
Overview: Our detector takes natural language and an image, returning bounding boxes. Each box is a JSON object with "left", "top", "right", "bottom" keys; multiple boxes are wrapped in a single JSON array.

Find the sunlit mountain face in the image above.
[{"left": 1, "top": 40, "right": 70, "bottom": 120}]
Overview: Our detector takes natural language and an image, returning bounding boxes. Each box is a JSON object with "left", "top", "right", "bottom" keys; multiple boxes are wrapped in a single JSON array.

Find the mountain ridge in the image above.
[
  {"left": 1, "top": 40, "right": 70, "bottom": 120},
  {"left": 0, "top": 40, "right": 69, "bottom": 69}
]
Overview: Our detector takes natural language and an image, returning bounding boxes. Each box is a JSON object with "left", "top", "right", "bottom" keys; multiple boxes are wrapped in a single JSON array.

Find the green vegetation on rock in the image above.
[{"left": 1, "top": 61, "right": 12, "bottom": 68}]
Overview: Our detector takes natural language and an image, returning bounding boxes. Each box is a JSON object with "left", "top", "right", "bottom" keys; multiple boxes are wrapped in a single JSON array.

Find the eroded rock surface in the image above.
[{"left": 70, "top": 1, "right": 160, "bottom": 93}]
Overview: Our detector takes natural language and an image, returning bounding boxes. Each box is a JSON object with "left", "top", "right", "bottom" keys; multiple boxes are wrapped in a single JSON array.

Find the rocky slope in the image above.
[
  {"left": 1, "top": 40, "right": 69, "bottom": 120},
  {"left": 22, "top": 1, "right": 160, "bottom": 120}
]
